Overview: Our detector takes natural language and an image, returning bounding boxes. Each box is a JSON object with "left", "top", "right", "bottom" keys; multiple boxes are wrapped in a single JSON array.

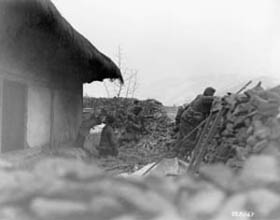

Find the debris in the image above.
[
  {"left": 83, "top": 97, "right": 176, "bottom": 171},
  {"left": 186, "top": 83, "right": 280, "bottom": 172},
  {"left": 121, "top": 158, "right": 183, "bottom": 177}
]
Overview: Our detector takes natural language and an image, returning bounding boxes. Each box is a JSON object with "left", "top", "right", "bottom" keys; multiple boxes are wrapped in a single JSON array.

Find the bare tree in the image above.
[
  {"left": 131, "top": 70, "right": 139, "bottom": 98},
  {"left": 125, "top": 69, "right": 138, "bottom": 98},
  {"left": 103, "top": 80, "right": 111, "bottom": 97},
  {"left": 108, "top": 45, "right": 139, "bottom": 98}
]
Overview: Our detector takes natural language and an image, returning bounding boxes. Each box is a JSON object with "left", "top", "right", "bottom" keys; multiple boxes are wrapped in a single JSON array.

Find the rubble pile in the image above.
[
  {"left": 1, "top": 154, "right": 280, "bottom": 220},
  {"left": 204, "top": 83, "right": 280, "bottom": 170},
  {"left": 84, "top": 97, "right": 134, "bottom": 129},
  {"left": 84, "top": 97, "right": 175, "bottom": 159}
]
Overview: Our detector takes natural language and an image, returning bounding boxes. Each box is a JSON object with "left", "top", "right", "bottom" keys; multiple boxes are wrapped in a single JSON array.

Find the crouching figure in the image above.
[
  {"left": 176, "top": 87, "right": 216, "bottom": 157},
  {"left": 75, "top": 114, "right": 101, "bottom": 149},
  {"left": 97, "top": 115, "right": 119, "bottom": 157}
]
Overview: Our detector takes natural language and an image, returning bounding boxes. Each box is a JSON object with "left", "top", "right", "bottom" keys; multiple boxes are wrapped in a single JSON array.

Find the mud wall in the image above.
[
  {"left": 0, "top": 68, "right": 83, "bottom": 152},
  {"left": 27, "top": 86, "right": 51, "bottom": 148},
  {"left": 52, "top": 87, "right": 82, "bottom": 147}
]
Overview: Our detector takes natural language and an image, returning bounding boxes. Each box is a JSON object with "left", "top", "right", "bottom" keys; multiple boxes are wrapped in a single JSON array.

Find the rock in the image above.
[
  {"left": 199, "top": 164, "right": 234, "bottom": 191},
  {"left": 213, "top": 194, "right": 249, "bottom": 220},
  {"left": 111, "top": 215, "right": 138, "bottom": 220},
  {"left": 115, "top": 186, "right": 174, "bottom": 215},
  {"left": 239, "top": 155, "right": 280, "bottom": 187},
  {"left": 269, "top": 119, "right": 280, "bottom": 140},
  {"left": 0, "top": 207, "right": 31, "bottom": 220},
  {"left": 0, "top": 171, "right": 19, "bottom": 190},
  {"left": 0, "top": 170, "right": 42, "bottom": 205},
  {"left": 112, "top": 213, "right": 184, "bottom": 220},
  {"left": 235, "top": 147, "right": 249, "bottom": 160},
  {"left": 254, "top": 126, "right": 270, "bottom": 140},
  {"left": 0, "top": 158, "right": 13, "bottom": 169},
  {"left": 33, "top": 158, "right": 102, "bottom": 181},
  {"left": 152, "top": 213, "right": 184, "bottom": 220},
  {"left": 145, "top": 175, "right": 179, "bottom": 202},
  {"left": 226, "top": 158, "right": 244, "bottom": 170},
  {"left": 175, "top": 190, "right": 189, "bottom": 217},
  {"left": 90, "top": 195, "right": 124, "bottom": 219},
  {"left": 31, "top": 198, "right": 88, "bottom": 219},
  {"left": 247, "top": 189, "right": 280, "bottom": 217},
  {"left": 186, "top": 188, "right": 225, "bottom": 216},
  {"left": 262, "top": 142, "right": 280, "bottom": 155},
  {"left": 246, "top": 136, "right": 258, "bottom": 147},
  {"left": 251, "top": 140, "right": 268, "bottom": 153}
]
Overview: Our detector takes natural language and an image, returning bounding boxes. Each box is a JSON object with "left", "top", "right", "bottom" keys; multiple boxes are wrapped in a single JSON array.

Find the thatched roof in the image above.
[{"left": 0, "top": 0, "right": 123, "bottom": 84}]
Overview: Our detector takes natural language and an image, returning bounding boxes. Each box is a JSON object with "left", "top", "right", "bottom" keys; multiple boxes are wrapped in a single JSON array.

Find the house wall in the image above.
[
  {"left": 0, "top": 68, "right": 83, "bottom": 152},
  {"left": 27, "top": 86, "right": 51, "bottom": 148},
  {"left": 0, "top": 1, "right": 106, "bottom": 152},
  {"left": 0, "top": 79, "right": 3, "bottom": 151},
  {"left": 27, "top": 85, "right": 82, "bottom": 148},
  {"left": 52, "top": 87, "right": 82, "bottom": 147},
  {"left": 0, "top": 73, "right": 29, "bottom": 151}
]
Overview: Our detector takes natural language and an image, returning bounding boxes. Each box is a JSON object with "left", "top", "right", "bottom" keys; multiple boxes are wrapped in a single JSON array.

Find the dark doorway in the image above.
[{"left": 1, "top": 80, "right": 26, "bottom": 153}]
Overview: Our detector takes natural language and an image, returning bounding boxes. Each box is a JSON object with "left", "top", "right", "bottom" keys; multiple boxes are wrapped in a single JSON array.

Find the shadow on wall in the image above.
[{"left": 53, "top": 89, "right": 82, "bottom": 146}]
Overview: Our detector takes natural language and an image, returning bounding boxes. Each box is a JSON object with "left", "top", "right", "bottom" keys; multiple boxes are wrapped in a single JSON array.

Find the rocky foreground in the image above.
[{"left": 0, "top": 154, "right": 280, "bottom": 220}]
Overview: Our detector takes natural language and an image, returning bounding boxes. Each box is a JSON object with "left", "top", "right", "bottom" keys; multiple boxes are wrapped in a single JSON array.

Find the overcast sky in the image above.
[{"left": 54, "top": 0, "right": 280, "bottom": 105}]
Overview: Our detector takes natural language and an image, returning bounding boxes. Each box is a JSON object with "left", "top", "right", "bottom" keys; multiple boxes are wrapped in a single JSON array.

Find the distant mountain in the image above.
[
  {"left": 217, "top": 76, "right": 280, "bottom": 96},
  {"left": 269, "top": 85, "right": 280, "bottom": 95},
  {"left": 156, "top": 75, "right": 280, "bottom": 106}
]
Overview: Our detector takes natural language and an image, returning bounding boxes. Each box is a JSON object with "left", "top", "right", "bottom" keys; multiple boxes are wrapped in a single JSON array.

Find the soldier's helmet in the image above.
[
  {"left": 203, "top": 87, "right": 216, "bottom": 96},
  {"left": 106, "top": 115, "right": 115, "bottom": 124}
]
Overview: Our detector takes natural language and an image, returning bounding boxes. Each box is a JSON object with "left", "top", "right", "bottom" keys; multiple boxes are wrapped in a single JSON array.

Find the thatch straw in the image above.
[{"left": 0, "top": 0, "right": 123, "bottom": 84}]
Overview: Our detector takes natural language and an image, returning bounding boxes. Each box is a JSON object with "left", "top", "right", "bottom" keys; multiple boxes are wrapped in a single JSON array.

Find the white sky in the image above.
[{"left": 54, "top": 0, "right": 280, "bottom": 105}]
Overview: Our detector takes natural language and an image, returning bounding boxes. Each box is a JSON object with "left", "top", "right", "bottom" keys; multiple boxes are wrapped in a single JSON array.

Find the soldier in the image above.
[
  {"left": 174, "top": 103, "right": 189, "bottom": 132},
  {"left": 176, "top": 87, "right": 216, "bottom": 155},
  {"left": 98, "top": 115, "right": 119, "bottom": 157},
  {"left": 131, "top": 100, "right": 147, "bottom": 133},
  {"left": 120, "top": 100, "right": 145, "bottom": 144},
  {"left": 75, "top": 113, "right": 101, "bottom": 150},
  {"left": 122, "top": 111, "right": 142, "bottom": 143}
]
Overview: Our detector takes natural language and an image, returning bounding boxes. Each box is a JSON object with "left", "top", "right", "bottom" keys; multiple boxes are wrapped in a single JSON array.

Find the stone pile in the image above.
[
  {"left": 1, "top": 154, "right": 280, "bottom": 220},
  {"left": 203, "top": 83, "right": 280, "bottom": 170},
  {"left": 84, "top": 97, "right": 175, "bottom": 160}
]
